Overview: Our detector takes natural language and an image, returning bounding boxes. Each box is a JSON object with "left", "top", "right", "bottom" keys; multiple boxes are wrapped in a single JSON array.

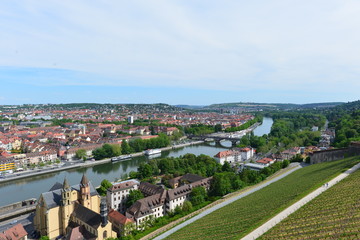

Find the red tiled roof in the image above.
[
  {"left": 0, "top": 224, "right": 28, "bottom": 240},
  {"left": 109, "top": 209, "right": 134, "bottom": 225},
  {"left": 214, "top": 150, "right": 238, "bottom": 158},
  {"left": 256, "top": 158, "right": 274, "bottom": 164}
]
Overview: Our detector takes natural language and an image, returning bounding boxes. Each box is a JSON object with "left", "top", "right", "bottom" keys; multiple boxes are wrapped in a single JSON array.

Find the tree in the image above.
[
  {"left": 282, "top": 159, "right": 290, "bottom": 168},
  {"left": 121, "top": 140, "right": 133, "bottom": 154},
  {"left": 214, "top": 124, "right": 222, "bottom": 132},
  {"left": 126, "top": 190, "right": 144, "bottom": 208},
  {"left": 210, "top": 173, "right": 232, "bottom": 196},
  {"left": 129, "top": 171, "right": 139, "bottom": 179},
  {"left": 97, "top": 179, "right": 113, "bottom": 196},
  {"left": 111, "top": 144, "right": 122, "bottom": 156},
  {"left": 221, "top": 161, "right": 233, "bottom": 172},
  {"left": 92, "top": 143, "right": 121, "bottom": 160},
  {"left": 75, "top": 149, "right": 87, "bottom": 159},
  {"left": 138, "top": 163, "right": 153, "bottom": 179},
  {"left": 190, "top": 186, "right": 207, "bottom": 206},
  {"left": 182, "top": 200, "right": 193, "bottom": 213}
]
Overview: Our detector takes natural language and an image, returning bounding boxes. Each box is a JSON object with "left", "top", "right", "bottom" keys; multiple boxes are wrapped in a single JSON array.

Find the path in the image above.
[
  {"left": 241, "top": 162, "right": 360, "bottom": 240},
  {"left": 152, "top": 163, "right": 305, "bottom": 240}
]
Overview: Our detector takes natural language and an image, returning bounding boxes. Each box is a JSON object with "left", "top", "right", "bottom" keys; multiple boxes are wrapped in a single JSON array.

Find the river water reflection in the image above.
[
  {"left": 0, "top": 118, "right": 273, "bottom": 206},
  {"left": 0, "top": 143, "right": 230, "bottom": 206}
]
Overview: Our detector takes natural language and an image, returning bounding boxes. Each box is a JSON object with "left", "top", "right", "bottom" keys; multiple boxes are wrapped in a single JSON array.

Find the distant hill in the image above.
[
  {"left": 0, "top": 103, "right": 186, "bottom": 113},
  {"left": 334, "top": 100, "right": 360, "bottom": 111},
  {"left": 205, "top": 102, "right": 344, "bottom": 110},
  {"left": 174, "top": 105, "right": 206, "bottom": 109}
]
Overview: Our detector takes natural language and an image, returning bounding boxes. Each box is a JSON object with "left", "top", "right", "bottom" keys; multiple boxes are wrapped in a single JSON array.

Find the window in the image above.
[{"left": 103, "top": 230, "right": 107, "bottom": 239}]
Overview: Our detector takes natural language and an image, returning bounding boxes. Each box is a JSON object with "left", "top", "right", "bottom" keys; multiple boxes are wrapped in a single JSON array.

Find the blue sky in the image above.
[{"left": 0, "top": 1, "right": 359, "bottom": 105}]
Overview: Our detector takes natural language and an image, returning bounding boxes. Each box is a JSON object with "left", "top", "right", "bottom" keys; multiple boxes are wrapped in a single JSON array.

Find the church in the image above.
[{"left": 34, "top": 174, "right": 116, "bottom": 240}]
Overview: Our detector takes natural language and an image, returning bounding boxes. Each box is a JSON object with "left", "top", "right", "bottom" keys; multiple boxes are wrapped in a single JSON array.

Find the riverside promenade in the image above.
[
  {"left": 0, "top": 140, "right": 204, "bottom": 184},
  {"left": 241, "top": 162, "right": 360, "bottom": 240}
]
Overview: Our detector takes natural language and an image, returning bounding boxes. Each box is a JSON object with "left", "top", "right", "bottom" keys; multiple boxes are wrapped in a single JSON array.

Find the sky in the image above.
[{"left": 0, "top": 0, "right": 359, "bottom": 105}]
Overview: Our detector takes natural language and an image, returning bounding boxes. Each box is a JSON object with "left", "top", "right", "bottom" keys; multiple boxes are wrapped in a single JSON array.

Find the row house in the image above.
[
  {"left": 0, "top": 139, "right": 12, "bottom": 151},
  {"left": 166, "top": 177, "right": 211, "bottom": 213},
  {"left": 0, "top": 157, "right": 15, "bottom": 172},
  {"left": 22, "top": 151, "right": 58, "bottom": 165},
  {"left": 281, "top": 147, "right": 301, "bottom": 160},
  {"left": 152, "top": 126, "right": 179, "bottom": 136},
  {"left": 126, "top": 191, "right": 167, "bottom": 228},
  {"left": 124, "top": 175, "right": 212, "bottom": 229},
  {"left": 63, "top": 143, "right": 103, "bottom": 160}
]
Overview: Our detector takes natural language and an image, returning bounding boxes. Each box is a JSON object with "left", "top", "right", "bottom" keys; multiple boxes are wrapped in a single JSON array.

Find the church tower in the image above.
[
  {"left": 61, "top": 178, "right": 72, "bottom": 235},
  {"left": 80, "top": 174, "right": 92, "bottom": 208}
]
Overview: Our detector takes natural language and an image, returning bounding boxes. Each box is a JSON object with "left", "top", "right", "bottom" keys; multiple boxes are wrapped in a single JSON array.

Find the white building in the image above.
[
  {"left": 128, "top": 116, "right": 134, "bottom": 124},
  {"left": 214, "top": 150, "right": 241, "bottom": 165},
  {"left": 107, "top": 180, "right": 140, "bottom": 213},
  {"left": 240, "top": 148, "right": 255, "bottom": 161},
  {"left": 125, "top": 176, "right": 212, "bottom": 229},
  {"left": 166, "top": 177, "right": 211, "bottom": 212}
]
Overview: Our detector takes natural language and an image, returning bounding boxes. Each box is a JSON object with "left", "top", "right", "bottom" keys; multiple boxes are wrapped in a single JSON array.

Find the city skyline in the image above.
[{"left": 1, "top": 1, "right": 360, "bottom": 105}]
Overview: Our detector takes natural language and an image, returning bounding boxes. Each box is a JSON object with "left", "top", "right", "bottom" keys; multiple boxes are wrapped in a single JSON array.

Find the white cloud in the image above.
[{"left": 0, "top": 0, "right": 360, "bottom": 96}]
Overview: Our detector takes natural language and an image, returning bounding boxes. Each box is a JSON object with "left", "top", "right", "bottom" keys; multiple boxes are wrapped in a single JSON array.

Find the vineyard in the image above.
[
  {"left": 165, "top": 156, "right": 360, "bottom": 240},
  {"left": 260, "top": 166, "right": 360, "bottom": 239}
]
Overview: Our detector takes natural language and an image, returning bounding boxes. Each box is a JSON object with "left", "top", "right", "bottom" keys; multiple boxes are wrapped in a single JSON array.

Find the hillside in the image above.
[
  {"left": 165, "top": 157, "right": 360, "bottom": 240},
  {"left": 260, "top": 167, "right": 360, "bottom": 239}
]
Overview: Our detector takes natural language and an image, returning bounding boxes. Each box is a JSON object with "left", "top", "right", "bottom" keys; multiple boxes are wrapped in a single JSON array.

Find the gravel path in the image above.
[
  {"left": 153, "top": 163, "right": 304, "bottom": 240},
  {"left": 241, "top": 162, "right": 360, "bottom": 240}
]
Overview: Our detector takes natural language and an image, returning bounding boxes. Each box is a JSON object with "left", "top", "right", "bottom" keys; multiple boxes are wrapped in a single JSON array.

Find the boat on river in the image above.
[
  {"left": 111, "top": 155, "right": 132, "bottom": 162},
  {"left": 144, "top": 149, "right": 161, "bottom": 155}
]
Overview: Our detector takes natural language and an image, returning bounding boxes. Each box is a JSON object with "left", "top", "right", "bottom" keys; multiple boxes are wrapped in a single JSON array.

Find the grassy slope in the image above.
[
  {"left": 166, "top": 156, "right": 360, "bottom": 240},
  {"left": 260, "top": 166, "right": 360, "bottom": 239}
]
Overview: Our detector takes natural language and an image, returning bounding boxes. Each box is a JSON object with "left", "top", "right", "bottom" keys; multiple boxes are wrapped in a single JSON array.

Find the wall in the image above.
[
  {"left": 309, "top": 142, "right": 360, "bottom": 164},
  {"left": 0, "top": 198, "right": 36, "bottom": 215},
  {"left": 309, "top": 148, "right": 348, "bottom": 164}
]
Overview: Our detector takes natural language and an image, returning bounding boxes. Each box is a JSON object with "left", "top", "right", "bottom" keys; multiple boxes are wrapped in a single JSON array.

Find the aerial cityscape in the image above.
[{"left": 1, "top": 1, "right": 360, "bottom": 240}]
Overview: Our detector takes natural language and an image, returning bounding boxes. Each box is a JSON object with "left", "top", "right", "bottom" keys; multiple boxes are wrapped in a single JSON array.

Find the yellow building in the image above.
[
  {"left": 0, "top": 160, "right": 15, "bottom": 172},
  {"left": 34, "top": 175, "right": 116, "bottom": 240}
]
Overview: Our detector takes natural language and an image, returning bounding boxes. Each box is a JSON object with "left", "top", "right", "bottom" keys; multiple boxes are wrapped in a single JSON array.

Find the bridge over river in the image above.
[{"left": 188, "top": 132, "right": 246, "bottom": 146}]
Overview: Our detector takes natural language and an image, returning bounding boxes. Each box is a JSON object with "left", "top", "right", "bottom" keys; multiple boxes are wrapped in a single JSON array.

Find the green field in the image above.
[
  {"left": 260, "top": 166, "right": 360, "bottom": 239},
  {"left": 165, "top": 157, "right": 360, "bottom": 240}
]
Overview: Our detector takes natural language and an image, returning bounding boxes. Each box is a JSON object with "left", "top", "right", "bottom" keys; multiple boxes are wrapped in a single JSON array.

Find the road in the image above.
[
  {"left": 241, "top": 162, "right": 360, "bottom": 240},
  {"left": 153, "top": 162, "right": 304, "bottom": 240}
]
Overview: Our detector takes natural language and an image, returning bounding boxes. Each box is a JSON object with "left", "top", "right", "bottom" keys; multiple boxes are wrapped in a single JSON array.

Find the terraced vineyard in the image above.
[
  {"left": 260, "top": 167, "right": 360, "bottom": 239},
  {"left": 165, "top": 157, "right": 360, "bottom": 240}
]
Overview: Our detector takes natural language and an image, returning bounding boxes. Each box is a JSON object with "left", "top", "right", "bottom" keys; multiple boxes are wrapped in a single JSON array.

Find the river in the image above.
[
  {"left": 253, "top": 117, "right": 273, "bottom": 137},
  {"left": 0, "top": 143, "right": 231, "bottom": 206},
  {"left": 0, "top": 118, "right": 273, "bottom": 207}
]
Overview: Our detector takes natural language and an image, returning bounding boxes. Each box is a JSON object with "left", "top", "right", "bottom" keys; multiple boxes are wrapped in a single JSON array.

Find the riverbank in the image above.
[{"left": 0, "top": 140, "right": 204, "bottom": 184}]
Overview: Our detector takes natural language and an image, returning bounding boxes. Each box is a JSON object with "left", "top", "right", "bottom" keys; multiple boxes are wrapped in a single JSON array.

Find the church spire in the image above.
[
  {"left": 80, "top": 174, "right": 89, "bottom": 186},
  {"left": 63, "top": 177, "right": 70, "bottom": 190}
]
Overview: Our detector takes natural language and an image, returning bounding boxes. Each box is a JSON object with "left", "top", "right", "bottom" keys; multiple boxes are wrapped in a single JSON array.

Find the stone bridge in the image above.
[{"left": 188, "top": 134, "right": 243, "bottom": 146}]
